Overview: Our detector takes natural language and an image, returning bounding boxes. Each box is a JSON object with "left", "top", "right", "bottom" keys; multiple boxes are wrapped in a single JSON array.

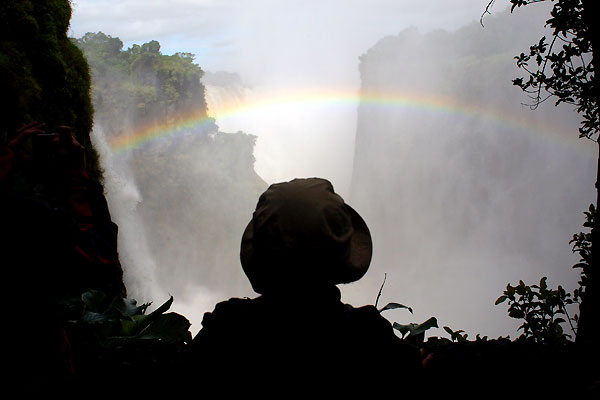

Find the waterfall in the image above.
[{"left": 90, "top": 127, "right": 166, "bottom": 304}]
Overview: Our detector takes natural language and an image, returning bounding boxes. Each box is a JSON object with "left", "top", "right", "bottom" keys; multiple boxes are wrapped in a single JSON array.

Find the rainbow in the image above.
[{"left": 107, "top": 88, "right": 588, "bottom": 154}]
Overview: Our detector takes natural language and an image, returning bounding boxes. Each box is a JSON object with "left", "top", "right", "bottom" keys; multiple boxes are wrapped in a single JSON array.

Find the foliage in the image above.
[
  {"left": 486, "top": 0, "right": 597, "bottom": 140},
  {"left": 442, "top": 326, "right": 471, "bottom": 343},
  {"left": 73, "top": 32, "right": 207, "bottom": 135},
  {"left": 570, "top": 204, "right": 595, "bottom": 291},
  {"left": 63, "top": 289, "right": 192, "bottom": 348},
  {"left": 495, "top": 277, "right": 577, "bottom": 344},
  {"left": 379, "top": 302, "right": 493, "bottom": 345},
  {"left": 484, "top": 0, "right": 598, "bottom": 347},
  {"left": 493, "top": 206, "right": 593, "bottom": 343},
  {"left": 376, "top": 276, "right": 472, "bottom": 344},
  {"left": 0, "top": 0, "right": 100, "bottom": 179},
  {"left": 378, "top": 301, "right": 439, "bottom": 344},
  {"left": 393, "top": 317, "right": 439, "bottom": 344}
]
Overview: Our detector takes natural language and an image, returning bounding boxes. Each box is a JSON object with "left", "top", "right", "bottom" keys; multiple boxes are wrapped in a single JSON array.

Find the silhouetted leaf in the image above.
[
  {"left": 379, "top": 302, "right": 413, "bottom": 314},
  {"left": 137, "top": 313, "right": 192, "bottom": 344},
  {"left": 82, "top": 311, "right": 106, "bottom": 324},
  {"left": 81, "top": 289, "right": 106, "bottom": 312},
  {"left": 409, "top": 317, "right": 439, "bottom": 337},
  {"left": 110, "top": 296, "right": 148, "bottom": 317}
]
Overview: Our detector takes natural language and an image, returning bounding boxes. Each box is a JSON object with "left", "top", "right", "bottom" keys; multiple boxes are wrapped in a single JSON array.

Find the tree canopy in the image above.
[{"left": 73, "top": 32, "right": 208, "bottom": 136}]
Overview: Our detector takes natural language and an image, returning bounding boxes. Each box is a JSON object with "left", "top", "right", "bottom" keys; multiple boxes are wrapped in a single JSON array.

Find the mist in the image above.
[{"left": 71, "top": 1, "right": 596, "bottom": 338}]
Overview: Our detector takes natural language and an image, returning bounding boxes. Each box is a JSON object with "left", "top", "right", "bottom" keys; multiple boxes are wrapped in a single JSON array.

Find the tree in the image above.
[
  {"left": 485, "top": 0, "right": 598, "bottom": 348},
  {"left": 74, "top": 33, "right": 208, "bottom": 131}
]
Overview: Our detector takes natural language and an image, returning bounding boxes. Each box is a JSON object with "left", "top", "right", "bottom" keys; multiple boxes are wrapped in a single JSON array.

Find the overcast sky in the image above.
[{"left": 70, "top": 0, "right": 496, "bottom": 83}]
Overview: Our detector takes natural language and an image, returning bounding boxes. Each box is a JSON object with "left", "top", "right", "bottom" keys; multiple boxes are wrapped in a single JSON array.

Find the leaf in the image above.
[
  {"left": 112, "top": 296, "right": 150, "bottom": 317},
  {"left": 129, "top": 296, "right": 174, "bottom": 334},
  {"left": 81, "top": 289, "right": 106, "bottom": 312},
  {"left": 120, "top": 319, "right": 138, "bottom": 336},
  {"left": 396, "top": 317, "right": 439, "bottom": 344},
  {"left": 137, "top": 312, "right": 192, "bottom": 344},
  {"left": 443, "top": 326, "right": 454, "bottom": 335},
  {"left": 393, "top": 322, "right": 416, "bottom": 336},
  {"left": 82, "top": 311, "right": 106, "bottom": 324},
  {"left": 495, "top": 295, "right": 508, "bottom": 305},
  {"left": 409, "top": 317, "right": 439, "bottom": 337},
  {"left": 379, "top": 302, "right": 413, "bottom": 314},
  {"left": 118, "top": 314, "right": 150, "bottom": 336},
  {"left": 151, "top": 296, "right": 174, "bottom": 316}
]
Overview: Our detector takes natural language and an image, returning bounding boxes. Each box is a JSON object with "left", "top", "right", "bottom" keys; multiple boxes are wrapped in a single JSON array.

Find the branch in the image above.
[
  {"left": 556, "top": 32, "right": 576, "bottom": 45},
  {"left": 480, "top": 0, "right": 496, "bottom": 27},
  {"left": 520, "top": 92, "right": 554, "bottom": 110},
  {"left": 533, "top": 33, "right": 559, "bottom": 106},
  {"left": 375, "top": 273, "right": 387, "bottom": 308},
  {"left": 482, "top": 0, "right": 548, "bottom": 27}
]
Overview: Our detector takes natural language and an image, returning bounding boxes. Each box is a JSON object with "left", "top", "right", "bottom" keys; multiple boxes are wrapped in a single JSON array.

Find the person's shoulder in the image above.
[
  {"left": 344, "top": 303, "right": 391, "bottom": 328},
  {"left": 212, "top": 296, "right": 254, "bottom": 312},
  {"left": 203, "top": 297, "right": 256, "bottom": 322}
]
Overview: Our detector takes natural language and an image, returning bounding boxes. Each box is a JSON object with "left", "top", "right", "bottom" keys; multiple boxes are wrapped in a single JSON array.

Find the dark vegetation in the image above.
[
  {"left": 0, "top": 0, "right": 100, "bottom": 181},
  {"left": 1, "top": 0, "right": 598, "bottom": 395},
  {"left": 501, "top": 0, "right": 599, "bottom": 352}
]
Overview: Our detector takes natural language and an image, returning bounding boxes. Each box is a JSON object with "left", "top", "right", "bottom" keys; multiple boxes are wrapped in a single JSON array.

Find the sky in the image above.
[{"left": 70, "top": 0, "right": 491, "bottom": 76}]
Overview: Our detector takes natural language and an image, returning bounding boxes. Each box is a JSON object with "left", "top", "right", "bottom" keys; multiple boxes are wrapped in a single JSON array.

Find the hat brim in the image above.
[
  {"left": 240, "top": 204, "right": 372, "bottom": 292},
  {"left": 342, "top": 204, "right": 373, "bottom": 283}
]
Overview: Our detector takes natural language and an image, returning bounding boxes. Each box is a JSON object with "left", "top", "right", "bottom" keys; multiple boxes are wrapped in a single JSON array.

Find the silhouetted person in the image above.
[{"left": 187, "top": 178, "right": 422, "bottom": 395}]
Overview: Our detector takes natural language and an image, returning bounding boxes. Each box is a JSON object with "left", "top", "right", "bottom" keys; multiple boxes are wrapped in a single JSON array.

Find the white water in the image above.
[
  {"left": 91, "top": 127, "right": 164, "bottom": 303},
  {"left": 204, "top": 81, "right": 357, "bottom": 197}
]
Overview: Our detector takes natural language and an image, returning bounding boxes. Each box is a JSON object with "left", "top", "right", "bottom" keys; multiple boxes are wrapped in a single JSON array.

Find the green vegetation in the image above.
[
  {"left": 379, "top": 301, "right": 439, "bottom": 344},
  {"left": 495, "top": 277, "right": 577, "bottom": 343},
  {"left": 73, "top": 32, "right": 208, "bottom": 135},
  {"left": 64, "top": 289, "right": 192, "bottom": 347},
  {"left": 0, "top": 0, "right": 99, "bottom": 180},
  {"left": 492, "top": 205, "right": 594, "bottom": 344},
  {"left": 485, "top": 0, "right": 598, "bottom": 347}
]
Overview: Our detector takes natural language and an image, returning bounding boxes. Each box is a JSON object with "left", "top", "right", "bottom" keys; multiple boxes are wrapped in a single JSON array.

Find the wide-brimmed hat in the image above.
[{"left": 240, "top": 178, "right": 372, "bottom": 294}]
